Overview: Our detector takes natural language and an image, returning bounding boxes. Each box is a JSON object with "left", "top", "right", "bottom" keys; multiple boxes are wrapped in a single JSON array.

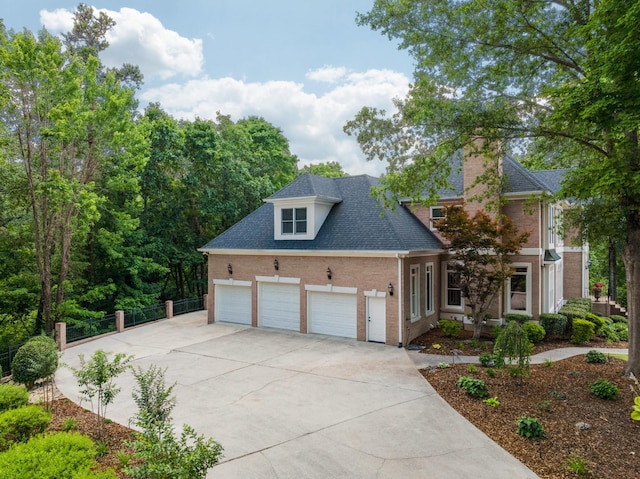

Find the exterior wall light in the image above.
[
  {"left": 227, "top": 264, "right": 233, "bottom": 275},
  {"left": 274, "top": 259, "right": 279, "bottom": 271},
  {"left": 388, "top": 283, "right": 394, "bottom": 296},
  {"left": 326, "top": 267, "right": 332, "bottom": 280}
]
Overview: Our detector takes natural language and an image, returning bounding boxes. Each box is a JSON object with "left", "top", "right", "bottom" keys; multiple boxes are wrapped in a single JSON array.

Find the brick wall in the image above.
[{"left": 207, "top": 253, "right": 406, "bottom": 345}]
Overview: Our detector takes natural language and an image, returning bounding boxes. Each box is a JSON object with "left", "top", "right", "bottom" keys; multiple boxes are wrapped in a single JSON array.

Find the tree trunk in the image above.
[
  {"left": 623, "top": 224, "right": 640, "bottom": 375},
  {"left": 608, "top": 238, "right": 617, "bottom": 302}
]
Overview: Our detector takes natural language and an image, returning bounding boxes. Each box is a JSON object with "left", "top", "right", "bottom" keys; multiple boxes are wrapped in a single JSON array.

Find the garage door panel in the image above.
[
  {"left": 215, "top": 285, "right": 252, "bottom": 325},
  {"left": 308, "top": 292, "right": 357, "bottom": 339},
  {"left": 259, "top": 283, "right": 300, "bottom": 331}
]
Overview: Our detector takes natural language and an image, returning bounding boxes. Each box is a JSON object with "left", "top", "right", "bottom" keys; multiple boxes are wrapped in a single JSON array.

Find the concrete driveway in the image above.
[{"left": 55, "top": 311, "right": 538, "bottom": 478}]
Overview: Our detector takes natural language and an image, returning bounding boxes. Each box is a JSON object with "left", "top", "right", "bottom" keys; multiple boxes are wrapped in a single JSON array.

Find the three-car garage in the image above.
[{"left": 214, "top": 278, "right": 361, "bottom": 340}]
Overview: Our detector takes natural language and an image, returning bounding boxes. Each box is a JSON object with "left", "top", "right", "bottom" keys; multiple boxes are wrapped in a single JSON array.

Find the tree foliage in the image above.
[
  {"left": 436, "top": 206, "right": 529, "bottom": 339},
  {"left": 126, "top": 364, "right": 223, "bottom": 479},
  {"left": 0, "top": 6, "right": 144, "bottom": 334},
  {"left": 299, "top": 161, "right": 348, "bottom": 178},
  {"left": 0, "top": 9, "right": 299, "bottom": 342},
  {"left": 348, "top": 0, "right": 640, "bottom": 374}
]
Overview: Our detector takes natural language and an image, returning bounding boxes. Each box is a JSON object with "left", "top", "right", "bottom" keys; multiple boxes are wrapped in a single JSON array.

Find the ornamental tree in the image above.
[
  {"left": 436, "top": 206, "right": 529, "bottom": 339},
  {"left": 346, "top": 0, "right": 640, "bottom": 375}
]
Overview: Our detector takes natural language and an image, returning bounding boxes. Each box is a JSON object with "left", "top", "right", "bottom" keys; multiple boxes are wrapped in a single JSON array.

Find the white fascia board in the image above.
[{"left": 198, "top": 248, "right": 440, "bottom": 258}]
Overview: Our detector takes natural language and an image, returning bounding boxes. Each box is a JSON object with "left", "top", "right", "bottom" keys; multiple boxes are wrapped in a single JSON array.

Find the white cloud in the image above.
[
  {"left": 306, "top": 66, "right": 348, "bottom": 83},
  {"left": 141, "top": 69, "right": 410, "bottom": 176},
  {"left": 40, "top": 6, "right": 203, "bottom": 81},
  {"left": 38, "top": 7, "right": 410, "bottom": 177}
]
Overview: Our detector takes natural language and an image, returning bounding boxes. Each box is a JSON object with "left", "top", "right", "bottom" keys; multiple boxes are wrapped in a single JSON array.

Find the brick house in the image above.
[{"left": 199, "top": 152, "right": 587, "bottom": 346}]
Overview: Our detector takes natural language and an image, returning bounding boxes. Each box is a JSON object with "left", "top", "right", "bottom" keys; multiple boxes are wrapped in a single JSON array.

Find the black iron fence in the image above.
[
  {"left": 0, "top": 341, "right": 27, "bottom": 378},
  {"left": 0, "top": 296, "right": 205, "bottom": 377},
  {"left": 173, "top": 296, "right": 204, "bottom": 316},
  {"left": 124, "top": 303, "right": 166, "bottom": 328},
  {"left": 67, "top": 313, "right": 117, "bottom": 344}
]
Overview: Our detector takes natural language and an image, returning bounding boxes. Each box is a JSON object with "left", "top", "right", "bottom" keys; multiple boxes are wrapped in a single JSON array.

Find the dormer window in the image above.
[{"left": 282, "top": 208, "right": 307, "bottom": 235}]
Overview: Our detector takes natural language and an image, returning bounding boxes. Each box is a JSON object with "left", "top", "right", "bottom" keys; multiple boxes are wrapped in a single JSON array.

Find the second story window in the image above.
[
  {"left": 430, "top": 206, "right": 446, "bottom": 229},
  {"left": 282, "top": 208, "right": 307, "bottom": 234}
]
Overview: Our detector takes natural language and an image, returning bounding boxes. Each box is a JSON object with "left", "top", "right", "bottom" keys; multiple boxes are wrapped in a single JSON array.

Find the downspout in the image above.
[{"left": 397, "top": 254, "right": 403, "bottom": 348}]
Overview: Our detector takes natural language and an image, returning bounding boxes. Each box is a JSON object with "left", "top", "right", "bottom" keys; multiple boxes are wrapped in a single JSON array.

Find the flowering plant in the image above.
[{"left": 593, "top": 282, "right": 604, "bottom": 289}]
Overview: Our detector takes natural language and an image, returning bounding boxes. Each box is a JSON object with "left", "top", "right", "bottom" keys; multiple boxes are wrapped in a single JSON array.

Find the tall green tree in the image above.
[
  {"left": 346, "top": 0, "right": 640, "bottom": 375},
  {"left": 0, "top": 7, "right": 144, "bottom": 333},
  {"left": 140, "top": 108, "right": 298, "bottom": 299},
  {"left": 299, "top": 161, "right": 348, "bottom": 178}
]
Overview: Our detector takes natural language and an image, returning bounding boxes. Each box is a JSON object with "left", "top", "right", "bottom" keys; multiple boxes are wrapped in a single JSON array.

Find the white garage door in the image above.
[
  {"left": 308, "top": 291, "right": 357, "bottom": 339},
  {"left": 259, "top": 282, "right": 300, "bottom": 331},
  {"left": 215, "top": 284, "right": 252, "bottom": 325}
]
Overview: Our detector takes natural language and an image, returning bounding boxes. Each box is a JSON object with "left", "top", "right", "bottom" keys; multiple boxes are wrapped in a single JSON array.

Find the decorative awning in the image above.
[{"left": 544, "top": 249, "right": 561, "bottom": 263}]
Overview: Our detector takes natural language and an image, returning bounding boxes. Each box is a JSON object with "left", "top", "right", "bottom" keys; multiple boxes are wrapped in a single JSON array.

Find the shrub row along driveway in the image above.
[{"left": 55, "top": 311, "right": 538, "bottom": 478}]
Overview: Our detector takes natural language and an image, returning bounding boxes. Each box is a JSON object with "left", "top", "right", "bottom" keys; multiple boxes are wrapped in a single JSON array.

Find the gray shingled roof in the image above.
[
  {"left": 200, "top": 174, "right": 442, "bottom": 252},
  {"left": 437, "top": 152, "right": 567, "bottom": 197}
]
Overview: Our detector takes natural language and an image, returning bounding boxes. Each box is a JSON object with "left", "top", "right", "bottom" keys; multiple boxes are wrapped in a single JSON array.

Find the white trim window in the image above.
[
  {"left": 548, "top": 205, "right": 555, "bottom": 248},
  {"left": 445, "top": 264, "right": 463, "bottom": 310},
  {"left": 282, "top": 207, "right": 307, "bottom": 235},
  {"left": 556, "top": 260, "right": 564, "bottom": 310},
  {"left": 507, "top": 264, "right": 531, "bottom": 314},
  {"left": 410, "top": 265, "right": 420, "bottom": 320},
  {"left": 430, "top": 206, "right": 446, "bottom": 229},
  {"left": 425, "top": 263, "right": 434, "bottom": 316}
]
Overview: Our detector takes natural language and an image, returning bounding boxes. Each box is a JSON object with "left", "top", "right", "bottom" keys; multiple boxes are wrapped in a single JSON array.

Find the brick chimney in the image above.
[{"left": 462, "top": 137, "right": 503, "bottom": 217}]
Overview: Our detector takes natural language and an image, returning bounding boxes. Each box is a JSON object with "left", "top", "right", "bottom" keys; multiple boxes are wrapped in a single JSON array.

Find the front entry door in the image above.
[{"left": 367, "top": 296, "right": 386, "bottom": 343}]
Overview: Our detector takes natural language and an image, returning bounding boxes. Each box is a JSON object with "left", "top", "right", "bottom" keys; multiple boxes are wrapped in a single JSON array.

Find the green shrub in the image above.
[
  {"left": 71, "top": 350, "right": 133, "bottom": 438},
  {"left": 0, "top": 405, "right": 52, "bottom": 450},
  {"left": 559, "top": 306, "right": 587, "bottom": 321},
  {"left": 504, "top": 313, "right": 531, "bottom": 324},
  {"left": 609, "top": 314, "right": 628, "bottom": 324},
  {"left": 491, "top": 324, "right": 503, "bottom": 338},
  {"left": 517, "top": 416, "right": 545, "bottom": 438},
  {"left": 456, "top": 376, "right": 489, "bottom": 399},
  {"left": 479, "top": 352, "right": 501, "bottom": 367},
  {"left": 522, "top": 321, "right": 545, "bottom": 343},
  {"left": 538, "top": 313, "right": 567, "bottom": 338},
  {"left": 571, "top": 319, "right": 594, "bottom": 344},
  {"left": 483, "top": 397, "right": 500, "bottom": 407},
  {"left": 494, "top": 321, "right": 532, "bottom": 381},
  {"left": 566, "top": 453, "right": 589, "bottom": 475},
  {"left": 126, "top": 365, "right": 223, "bottom": 479},
  {"left": 11, "top": 335, "right": 59, "bottom": 388},
  {"left": 585, "top": 350, "right": 607, "bottom": 364},
  {"left": 599, "top": 324, "right": 620, "bottom": 342},
  {"left": 566, "top": 297, "right": 592, "bottom": 309},
  {"left": 438, "top": 319, "right": 462, "bottom": 338},
  {"left": 585, "top": 312, "right": 605, "bottom": 335},
  {"left": 613, "top": 323, "right": 628, "bottom": 341},
  {"left": 0, "top": 431, "right": 117, "bottom": 478},
  {"left": 0, "top": 384, "right": 29, "bottom": 412},
  {"left": 590, "top": 379, "right": 619, "bottom": 400}
]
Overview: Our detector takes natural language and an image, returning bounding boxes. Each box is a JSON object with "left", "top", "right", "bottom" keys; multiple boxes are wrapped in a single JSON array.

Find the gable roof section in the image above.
[
  {"left": 200, "top": 174, "right": 442, "bottom": 252},
  {"left": 437, "top": 153, "right": 568, "bottom": 197},
  {"left": 268, "top": 173, "right": 341, "bottom": 201}
]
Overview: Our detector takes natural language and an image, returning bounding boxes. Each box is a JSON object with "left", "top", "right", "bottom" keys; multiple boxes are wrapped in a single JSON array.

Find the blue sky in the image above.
[{"left": 2, "top": 2, "right": 414, "bottom": 175}]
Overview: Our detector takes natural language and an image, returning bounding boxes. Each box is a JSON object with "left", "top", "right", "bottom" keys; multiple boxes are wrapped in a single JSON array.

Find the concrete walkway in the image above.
[
  {"left": 55, "top": 311, "right": 546, "bottom": 478},
  {"left": 407, "top": 346, "right": 629, "bottom": 369}
]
